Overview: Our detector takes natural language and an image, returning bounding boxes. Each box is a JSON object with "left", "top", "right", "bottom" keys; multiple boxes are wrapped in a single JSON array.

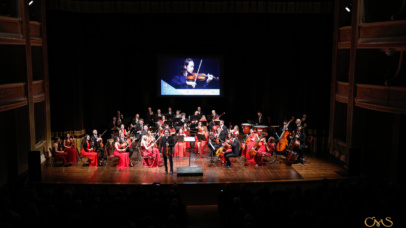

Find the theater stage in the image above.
[{"left": 40, "top": 151, "right": 346, "bottom": 185}]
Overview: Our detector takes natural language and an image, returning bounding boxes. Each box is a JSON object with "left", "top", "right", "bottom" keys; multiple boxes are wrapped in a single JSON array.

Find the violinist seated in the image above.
[
  {"left": 169, "top": 58, "right": 214, "bottom": 89},
  {"left": 113, "top": 136, "right": 131, "bottom": 169},
  {"left": 197, "top": 124, "right": 209, "bottom": 156},
  {"left": 140, "top": 133, "right": 160, "bottom": 168},
  {"left": 91, "top": 130, "right": 105, "bottom": 164},
  {"left": 218, "top": 133, "right": 240, "bottom": 168},
  {"left": 53, "top": 137, "right": 71, "bottom": 167},
  {"left": 63, "top": 133, "right": 78, "bottom": 163},
  {"left": 254, "top": 137, "right": 276, "bottom": 166},
  {"left": 119, "top": 132, "right": 134, "bottom": 167}
]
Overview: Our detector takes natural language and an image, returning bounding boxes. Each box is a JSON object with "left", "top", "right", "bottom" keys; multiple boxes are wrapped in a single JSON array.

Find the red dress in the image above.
[
  {"left": 81, "top": 141, "right": 99, "bottom": 167},
  {"left": 64, "top": 140, "right": 78, "bottom": 163},
  {"left": 119, "top": 129, "right": 127, "bottom": 136},
  {"left": 142, "top": 142, "right": 160, "bottom": 167},
  {"left": 255, "top": 143, "right": 275, "bottom": 166},
  {"left": 243, "top": 134, "right": 257, "bottom": 162},
  {"left": 113, "top": 142, "right": 130, "bottom": 169},
  {"left": 174, "top": 134, "right": 186, "bottom": 157},
  {"left": 197, "top": 132, "right": 209, "bottom": 155}
]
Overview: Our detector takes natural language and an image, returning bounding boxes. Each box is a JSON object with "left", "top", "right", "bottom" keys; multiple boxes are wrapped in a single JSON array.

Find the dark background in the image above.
[{"left": 47, "top": 11, "right": 333, "bottom": 138}]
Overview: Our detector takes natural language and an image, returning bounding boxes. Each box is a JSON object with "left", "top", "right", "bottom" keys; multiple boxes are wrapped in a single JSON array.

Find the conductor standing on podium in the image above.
[{"left": 160, "top": 129, "right": 175, "bottom": 175}]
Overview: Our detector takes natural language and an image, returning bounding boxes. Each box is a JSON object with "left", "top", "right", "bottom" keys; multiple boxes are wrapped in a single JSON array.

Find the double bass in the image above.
[{"left": 276, "top": 117, "right": 294, "bottom": 153}]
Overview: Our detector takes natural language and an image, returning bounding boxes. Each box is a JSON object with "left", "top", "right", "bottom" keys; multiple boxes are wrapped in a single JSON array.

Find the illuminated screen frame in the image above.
[{"left": 157, "top": 55, "right": 224, "bottom": 97}]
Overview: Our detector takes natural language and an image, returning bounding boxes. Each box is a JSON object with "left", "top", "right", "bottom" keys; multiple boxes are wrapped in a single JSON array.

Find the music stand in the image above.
[
  {"left": 172, "top": 135, "right": 184, "bottom": 159},
  {"left": 205, "top": 138, "right": 219, "bottom": 167},
  {"left": 184, "top": 136, "right": 196, "bottom": 165},
  {"left": 196, "top": 133, "right": 207, "bottom": 158}
]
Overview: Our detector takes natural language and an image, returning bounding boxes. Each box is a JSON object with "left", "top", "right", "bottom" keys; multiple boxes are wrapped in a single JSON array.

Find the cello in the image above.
[{"left": 276, "top": 117, "right": 294, "bottom": 153}]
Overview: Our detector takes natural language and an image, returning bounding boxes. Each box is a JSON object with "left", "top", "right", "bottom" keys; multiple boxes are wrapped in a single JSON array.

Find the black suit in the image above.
[
  {"left": 109, "top": 120, "right": 118, "bottom": 135},
  {"left": 256, "top": 115, "right": 265, "bottom": 125},
  {"left": 218, "top": 125, "right": 228, "bottom": 142},
  {"left": 224, "top": 138, "right": 240, "bottom": 166},
  {"left": 159, "top": 136, "right": 175, "bottom": 172},
  {"left": 135, "top": 123, "right": 145, "bottom": 141},
  {"left": 91, "top": 135, "right": 104, "bottom": 160}
]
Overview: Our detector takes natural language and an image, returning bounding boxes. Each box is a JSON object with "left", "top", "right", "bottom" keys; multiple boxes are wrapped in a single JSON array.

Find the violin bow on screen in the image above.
[{"left": 194, "top": 59, "right": 203, "bottom": 86}]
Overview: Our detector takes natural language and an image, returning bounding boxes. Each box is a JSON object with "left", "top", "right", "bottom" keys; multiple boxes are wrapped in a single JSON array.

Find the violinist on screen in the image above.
[{"left": 170, "top": 58, "right": 214, "bottom": 89}]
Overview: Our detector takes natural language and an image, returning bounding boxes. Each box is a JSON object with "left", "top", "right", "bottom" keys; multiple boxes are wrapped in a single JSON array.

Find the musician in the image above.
[
  {"left": 110, "top": 116, "right": 119, "bottom": 137},
  {"left": 243, "top": 128, "right": 258, "bottom": 162},
  {"left": 174, "top": 110, "right": 182, "bottom": 118},
  {"left": 292, "top": 126, "right": 307, "bottom": 163},
  {"left": 256, "top": 111, "right": 265, "bottom": 125},
  {"left": 131, "top": 114, "right": 140, "bottom": 128},
  {"left": 81, "top": 134, "right": 101, "bottom": 167},
  {"left": 119, "top": 124, "right": 127, "bottom": 136},
  {"left": 200, "top": 115, "right": 207, "bottom": 122},
  {"left": 189, "top": 111, "right": 200, "bottom": 128},
  {"left": 135, "top": 119, "right": 146, "bottom": 141},
  {"left": 119, "top": 132, "right": 134, "bottom": 166},
  {"left": 169, "top": 58, "right": 214, "bottom": 89},
  {"left": 254, "top": 137, "right": 275, "bottom": 166},
  {"left": 197, "top": 126, "right": 209, "bottom": 156},
  {"left": 232, "top": 125, "right": 240, "bottom": 139},
  {"left": 180, "top": 113, "right": 189, "bottom": 124},
  {"left": 222, "top": 133, "right": 240, "bottom": 168},
  {"left": 174, "top": 128, "right": 186, "bottom": 157},
  {"left": 53, "top": 137, "right": 70, "bottom": 167},
  {"left": 91, "top": 130, "right": 105, "bottom": 164},
  {"left": 167, "top": 107, "right": 174, "bottom": 120},
  {"left": 63, "top": 133, "right": 78, "bottom": 163},
  {"left": 196, "top": 106, "right": 204, "bottom": 117},
  {"left": 140, "top": 134, "right": 160, "bottom": 168},
  {"left": 208, "top": 127, "right": 225, "bottom": 156},
  {"left": 208, "top": 110, "right": 219, "bottom": 132},
  {"left": 116, "top": 110, "right": 122, "bottom": 121},
  {"left": 156, "top": 109, "right": 162, "bottom": 117},
  {"left": 218, "top": 120, "right": 228, "bottom": 142},
  {"left": 146, "top": 107, "right": 154, "bottom": 124},
  {"left": 113, "top": 136, "right": 130, "bottom": 168},
  {"left": 159, "top": 129, "right": 175, "bottom": 175}
]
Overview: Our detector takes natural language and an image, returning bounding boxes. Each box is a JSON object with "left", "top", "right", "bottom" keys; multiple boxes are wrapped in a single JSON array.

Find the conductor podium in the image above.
[{"left": 176, "top": 136, "right": 204, "bottom": 176}]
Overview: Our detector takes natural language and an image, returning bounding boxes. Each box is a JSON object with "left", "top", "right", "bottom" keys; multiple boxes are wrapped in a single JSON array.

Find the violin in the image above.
[
  {"left": 187, "top": 73, "right": 219, "bottom": 81},
  {"left": 165, "top": 143, "right": 171, "bottom": 157},
  {"left": 249, "top": 137, "right": 265, "bottom": 157}
]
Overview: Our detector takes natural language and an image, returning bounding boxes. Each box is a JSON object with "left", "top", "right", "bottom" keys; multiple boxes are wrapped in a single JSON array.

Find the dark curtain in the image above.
[{"left": 47, "top": 11, "right": 333, "bottom": 136}]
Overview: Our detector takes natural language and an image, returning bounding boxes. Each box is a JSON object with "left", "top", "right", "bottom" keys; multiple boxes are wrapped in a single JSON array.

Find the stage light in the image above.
[
  {"left": 345, "top": 3, "right": 352, "bottom": 13},
  {"left": 29, "top": 1, "right": 34, "bottom": 6}
]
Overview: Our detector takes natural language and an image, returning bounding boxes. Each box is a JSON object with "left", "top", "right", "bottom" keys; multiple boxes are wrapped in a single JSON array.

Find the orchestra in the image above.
[{"left": 55, "top": 107, "right": 310, "bottom": 172}]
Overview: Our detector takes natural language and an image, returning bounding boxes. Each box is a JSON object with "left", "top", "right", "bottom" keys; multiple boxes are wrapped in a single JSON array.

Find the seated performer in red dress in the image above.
[
  {"left": 63, "top": 133, "right": 78, "bottom": 163},
  {"left": 140, "top": 133, "right": 160, "bottom": 167},
  {"left": 232, "top": 125, "right": 240, "bottom": 139},
  {"left": 197, "top": 125, "right": 209, "bottom": 156},
  {"left": 81, "top": 134, "right": 101, "bottom": 167},
  {"left": 254, "top": 136, "right": 276, "bottom": 166},
  {"left": 243, "top": 128, "right": 258, "bottom": 163},
  {"left": 174, "top": 128, "right": 187, "bottom": 157},
  {"left": 113, "top": 136, "right": 130, "bottom": 169},
  {"left": 119, "top": 124, "right": 127, "bottom": 136},
  {"left": 53, "top": 137, "right": 71, "bottom": 166}
]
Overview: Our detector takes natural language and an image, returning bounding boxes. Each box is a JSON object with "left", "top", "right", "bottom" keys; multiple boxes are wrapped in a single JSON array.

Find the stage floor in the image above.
[{"left": 40, "top": 150, "right": 347, "bottom": 185}]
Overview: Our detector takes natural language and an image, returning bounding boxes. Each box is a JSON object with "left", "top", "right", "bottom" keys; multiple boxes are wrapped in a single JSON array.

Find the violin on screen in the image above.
[{"left": 187, "top": 73, "right": 219, "bottom": 81}]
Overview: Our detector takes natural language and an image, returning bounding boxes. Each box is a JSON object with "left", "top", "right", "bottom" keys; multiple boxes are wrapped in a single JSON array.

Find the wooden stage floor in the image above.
[{"left": 40, "top": 150, "right": 347, "bottom": 186}]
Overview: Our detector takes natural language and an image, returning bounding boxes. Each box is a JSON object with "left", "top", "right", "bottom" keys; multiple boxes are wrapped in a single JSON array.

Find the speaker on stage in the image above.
[{"left": 28, "top": 151, "right": 42, "bottom": 182}]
